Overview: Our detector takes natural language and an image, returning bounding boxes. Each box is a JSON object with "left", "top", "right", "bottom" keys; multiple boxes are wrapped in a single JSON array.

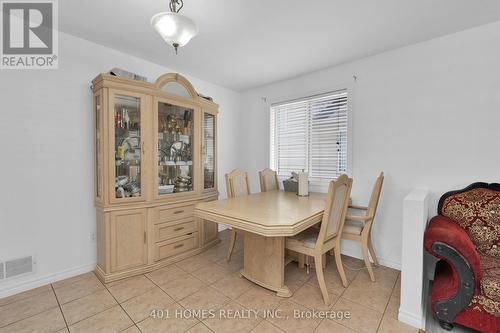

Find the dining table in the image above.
[{"left": 194, "top": 190, "right": 328, "bottom": 297}]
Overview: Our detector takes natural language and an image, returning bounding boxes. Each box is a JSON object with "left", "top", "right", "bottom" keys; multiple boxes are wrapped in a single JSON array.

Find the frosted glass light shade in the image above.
[{"left": 151, "top": 12, "right": 198, "bottom": 50}]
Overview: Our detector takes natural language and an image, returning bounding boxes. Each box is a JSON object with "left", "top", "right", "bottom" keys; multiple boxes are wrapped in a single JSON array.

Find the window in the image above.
[{"left": 270, "top": 90, "right": 348, "bottom": 185}]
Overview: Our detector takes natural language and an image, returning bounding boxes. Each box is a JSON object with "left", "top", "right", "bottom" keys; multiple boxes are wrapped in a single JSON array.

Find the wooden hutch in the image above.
[{"left": 92, "top": 72, "right": 219, "bottom": 283}]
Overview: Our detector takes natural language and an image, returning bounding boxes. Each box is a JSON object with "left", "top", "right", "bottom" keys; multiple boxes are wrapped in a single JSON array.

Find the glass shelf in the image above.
[
  {"left": 114, "top": 95, "right": 142, "bottom": 199},
  {"left": 203, "top": 113, "right": 215, "bottom": 189},
  {"left": 157, "top": 102, "right": 194, "bottom": 195}
]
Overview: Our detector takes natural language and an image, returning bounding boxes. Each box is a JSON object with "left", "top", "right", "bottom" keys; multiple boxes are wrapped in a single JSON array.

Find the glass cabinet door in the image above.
[
  {"left": 113, "top": 95, "right": 143, "bottom": 199},
  {"left": 203, "top": 112, "right": 216, "bottom": 190},
  {"left": 157, "top": 102, "right": 194, "bottom": 195}
]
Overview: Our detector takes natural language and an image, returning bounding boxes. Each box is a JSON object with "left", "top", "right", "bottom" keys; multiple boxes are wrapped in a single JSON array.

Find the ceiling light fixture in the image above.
[{"left": 151, "top": 0, "right": 198, "bottom": 54}]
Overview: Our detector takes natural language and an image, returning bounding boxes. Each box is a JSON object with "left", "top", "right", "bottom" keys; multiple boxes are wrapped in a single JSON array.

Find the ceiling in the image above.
[{"left": 60, "top": 0, "right": 500, "bottom": 91}]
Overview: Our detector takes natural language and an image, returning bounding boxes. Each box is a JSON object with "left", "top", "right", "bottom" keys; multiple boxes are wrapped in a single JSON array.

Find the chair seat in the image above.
[
  {"left": 342, "top": 220, "right": 364, "bottom": 235},
  {"left": 286, "top": 227, "right": 319, "bottom": 249},
  {"left": 480, "top": 254, "right": 500, "bottom": 302}
]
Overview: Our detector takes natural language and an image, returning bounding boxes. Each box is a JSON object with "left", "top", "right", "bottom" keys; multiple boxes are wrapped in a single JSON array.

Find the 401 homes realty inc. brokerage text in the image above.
[{"left": 149, "top": 308, "right": 352, "bottom": 321}]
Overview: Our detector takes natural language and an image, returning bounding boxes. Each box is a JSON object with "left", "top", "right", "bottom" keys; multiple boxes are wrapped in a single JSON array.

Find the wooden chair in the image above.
[
  {"left": 259, "top": 168, "right": 279, "bottom": 192},
  {"left": 341, "top": 172, "right": 384, "bottom": 282},
  {"left": 285, "top": 174, "right": 353, "bottom": 305},
  {"left": 225, "top": 169, "right": 251, "bottom": 260}
]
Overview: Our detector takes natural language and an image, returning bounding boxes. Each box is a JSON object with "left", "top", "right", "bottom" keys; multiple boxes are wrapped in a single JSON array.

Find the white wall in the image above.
[
  {"left": 239, "top": 21, "right": 500, "bottom": 269},
  {"left": 0, "top": 32, "right": 241, "bottom": 297}
]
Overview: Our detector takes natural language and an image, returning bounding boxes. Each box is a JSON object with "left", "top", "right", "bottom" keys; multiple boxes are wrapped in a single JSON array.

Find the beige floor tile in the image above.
[
  {"left": 137, "top": 303, "right": 199, "bottom": 333},
  {"left": 187, "top": 322, "right": 213, "bottom": 333},
  {"left": 179, "top": 288, "right": 230, "bottom": 317},
  {"left": 392, "top": 274, "right": 401, "bottom": 297},
  {"left": 122, "top": 287, "right": 175, "bottom": 323},
  {"left": 250, "top": 320, "right": 284, "bottom": 333},
  {"left": 307, "top": 268, "right": 349, "bottom": 293},
  {"left": 68, "top": 305, "right": 133, "bottom": 333},
  {"left": 107, "top": 275, "right": 155, "bottom": 303},
  {"left": 0, "top": 290, "right": 58, "bottom": 327},
  {"left": 191, "top": 264, "right": 232, "bottom": 284},
  {"left": 378, "top": 315, "right": 419, "bottom": 333},
  {"left": 159, "top": 274, "right": 206, "bottom": 301},
  {"left": 267, "top": 300, "right": 322, "bottom": 333},
  {"left": 54, "top": 274, "right": 104, "bottom": 305},
  {"left": 290, "top": 283, "right": 339, "bottom": 310},
  {"left": 339, "top": 255, "right": 365, "bottom": 269},
  {"left": 145, "top": 265, "right": 189, "bottom": 286},
  {"left": 121, "top": 325, "right": 141, "bottom": 333},
  {"left": 198, "top": 244, "right": 229, "bottom": 263},
  {"left": 203, "top": 300, "right": 261, "bottom": 333},
  {"left": 176, "top": 255, "right": 212, "bottom": 273},
  {"left": 0, "top": 307, "right": 66, "bottom": 333},
  {"left": 0, "top": 284, "right": 52, "bottom": 307},
  {"left": 342, "top": 281, "right": 392, "bottom": 312},
  {"left": 215, "top": 250, "right": 244, "bottom": 273},
  {"left": 352, "top": 266, "right": 399, "bottom": 291},
  {"left": 53, "top": 272, "right": 97, "bottom": 290},
  {"left": 57, "top": 329, "right": 70, "bottom": 333},
  {"left": 284, "top": 264, "right": 310, "bottom": 293},
  {"left": 211, "top": 273, "right": 253, "bottom": 300},
  {"left": 61, "top": 289, "right": 117, "bottom": 325},
  {"left": 325, "top": 255, "right": 362, "bottom": 278},
  {"left": 236, "top": 287, "right": 284, "bottom": 318},
  {"left": 325, "top": 263, "right": 359, "bottom": 285},
  {"left": 384, "top": 294, "right": 400, "bottom": 320},
  {"left": 315, "top": 319, "right": 356, "bottom": 333},
  {"left": 331, "top": 298, "right": 383, "bottom": 333}
]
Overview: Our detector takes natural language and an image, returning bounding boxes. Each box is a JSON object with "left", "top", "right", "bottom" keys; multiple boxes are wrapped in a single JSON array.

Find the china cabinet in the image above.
[{"left": 92, "top": 72, "right": 219, "bottom": 283}]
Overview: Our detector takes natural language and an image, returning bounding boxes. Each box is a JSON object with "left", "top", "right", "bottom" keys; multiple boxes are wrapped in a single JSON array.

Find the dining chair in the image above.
[
  {"left": 259, "top": 168, "right": 279, "bottom": 192},
  {"left": 225, "top": 169, "right": 251, "bottom": 261},
  {"left": 285, "top": 174, "right": 352, "bottom": 305},
  {"left": 341, "top": 172, "right": 384, "bottom": 282}
]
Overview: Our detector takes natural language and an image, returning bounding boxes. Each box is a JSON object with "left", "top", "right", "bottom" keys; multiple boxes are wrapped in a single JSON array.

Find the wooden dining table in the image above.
[{"left": 194, "top": 190, "right": 328, "bottom": 297}]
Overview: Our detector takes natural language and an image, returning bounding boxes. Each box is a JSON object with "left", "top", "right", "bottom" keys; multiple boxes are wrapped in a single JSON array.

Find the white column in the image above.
[{"left": 399, "top": 188, "right": 429, "bottom": 329}]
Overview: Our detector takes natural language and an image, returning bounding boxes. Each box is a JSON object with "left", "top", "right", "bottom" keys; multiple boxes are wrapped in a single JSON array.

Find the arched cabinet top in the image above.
[
  {"left": 155, "top": 73, "right": 198, "bottom": 99},
  {"left": 92, "top": 71, "right": 218, "bottom": 111}
]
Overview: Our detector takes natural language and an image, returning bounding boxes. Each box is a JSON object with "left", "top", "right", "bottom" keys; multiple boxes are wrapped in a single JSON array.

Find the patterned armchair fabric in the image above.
[
  {"left": 440, "top": 186, "right": 500, "bottom": 258},
  {"left": 425, "top": 183, "right": 500, "bottom": 333}
]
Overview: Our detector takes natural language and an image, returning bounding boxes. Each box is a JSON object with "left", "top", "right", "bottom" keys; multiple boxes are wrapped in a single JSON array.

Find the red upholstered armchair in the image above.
[{"left": 424, "top": 183, "right": 500, "bottom": 332}]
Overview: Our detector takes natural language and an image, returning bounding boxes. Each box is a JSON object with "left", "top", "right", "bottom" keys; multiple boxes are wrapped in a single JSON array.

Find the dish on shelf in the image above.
[{"left": 159, "top": 185, "right": 175, "bottom": 194}]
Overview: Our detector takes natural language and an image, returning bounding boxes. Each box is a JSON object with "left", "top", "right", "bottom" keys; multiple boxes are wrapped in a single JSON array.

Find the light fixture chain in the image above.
[{"left": 169, "top": 0, "right": 184, "bottom": 13}]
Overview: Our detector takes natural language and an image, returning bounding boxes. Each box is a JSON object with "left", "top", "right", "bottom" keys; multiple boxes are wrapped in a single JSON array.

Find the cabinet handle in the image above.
[
  {"left": 141, "top": 142, "right": 145, "bottom": 154},
  {"left": 173, "top": 210, "right": 184, "bottom": 214},
  {"left": 174, "top": 227, "right": 184, "bottom": 232},
  {"left": 174, "top": 244, "right": 184, "bottom": 249},
  {"left": 144, "top": 231, "right": 146, "bottom": 244}
]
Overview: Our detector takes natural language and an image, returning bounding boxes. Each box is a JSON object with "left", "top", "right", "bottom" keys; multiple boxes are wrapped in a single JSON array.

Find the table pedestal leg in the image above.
[{"left": 240, "top": 232, "right": 292, "bottom": 297}]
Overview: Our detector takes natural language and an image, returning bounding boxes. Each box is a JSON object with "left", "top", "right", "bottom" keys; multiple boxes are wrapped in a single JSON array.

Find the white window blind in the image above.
[{"left": 270, "top": 90, "right": 348, "bottom": 183}]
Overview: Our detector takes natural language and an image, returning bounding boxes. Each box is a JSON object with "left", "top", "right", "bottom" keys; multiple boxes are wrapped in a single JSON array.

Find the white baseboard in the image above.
[
  {"left": 0, "top": 262, "right": 96, "bottom": 299},
  {"left": 398, "top": 308, "right": 423, "bottom": 329},
  {"left": 340, "top": 248, "right": 401, "bottom": 271}
]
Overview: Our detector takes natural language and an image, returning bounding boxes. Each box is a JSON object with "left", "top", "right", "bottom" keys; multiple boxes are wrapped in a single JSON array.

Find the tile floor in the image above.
[{"left": 0, "top": 230, "right": 420, "bottom": 333}]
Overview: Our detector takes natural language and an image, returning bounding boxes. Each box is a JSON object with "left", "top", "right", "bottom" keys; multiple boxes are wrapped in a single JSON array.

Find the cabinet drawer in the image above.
[
  {"left": 155, "top": 232, "right": 199, "bottom": 261},
  {"left": 155, "top": 204, "right": 195, "bottom": 224},
  {"left": 154, "top": 219, "right": 198, "bottom": 243}
]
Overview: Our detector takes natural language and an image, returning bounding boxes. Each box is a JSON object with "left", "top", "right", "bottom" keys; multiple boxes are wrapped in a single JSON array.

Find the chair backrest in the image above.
[
  {"left": 259, "top": 168, "right": 279, "bottom": 192},
  {"left": 317, "top": 174, "right": 352, "bottom": 245},
  {"left": 225, "top": 169, "right": 250, "bottom": 198},
  {"left": 439, "top": 182, "right": 500, "bottom": 258},
  {"left": 367, "top": 172, "right": 384, "bottom": 219}
]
